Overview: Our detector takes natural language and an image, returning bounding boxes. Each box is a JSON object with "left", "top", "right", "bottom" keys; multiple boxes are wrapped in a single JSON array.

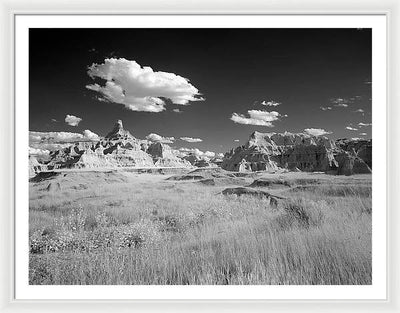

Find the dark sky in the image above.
[{"left": 29, "top": 28, "right": 372, "bottom": 154}]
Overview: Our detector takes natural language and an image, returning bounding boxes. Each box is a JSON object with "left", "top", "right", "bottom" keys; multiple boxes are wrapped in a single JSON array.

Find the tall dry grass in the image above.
[{"left": 29, "top": 172, "right": 372, "bottom": 285}]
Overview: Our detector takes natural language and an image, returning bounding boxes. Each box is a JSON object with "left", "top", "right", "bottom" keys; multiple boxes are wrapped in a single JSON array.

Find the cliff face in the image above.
[
  {"left": 147, "top": 142, "right": 192, "bottom": 168},
  {"left": 221, "top": 132, "right": 371, "bottom": 175},
  {"left": 336, "top": 138, "right": 372, "bottom": 168},
  {"left": 29, "top": 120, "right": 192, "bottom": 175},
  {"left": 104, "top": 119, "right": 134, "bottom": 140}
]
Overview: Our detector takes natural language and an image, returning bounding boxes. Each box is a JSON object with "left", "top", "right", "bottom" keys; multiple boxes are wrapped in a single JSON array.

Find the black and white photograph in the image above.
[{"left": 27, "top": 26, "right": 374, "bottom": 287}]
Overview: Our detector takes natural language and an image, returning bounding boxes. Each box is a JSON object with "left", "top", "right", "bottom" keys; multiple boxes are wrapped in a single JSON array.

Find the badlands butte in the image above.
[{"left": 29, "top": 119, "right": 372, "bottom": 177}]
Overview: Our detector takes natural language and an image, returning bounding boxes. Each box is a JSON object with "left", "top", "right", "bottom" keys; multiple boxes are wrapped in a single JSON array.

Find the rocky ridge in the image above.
[
  {"left": 29, "top": 122, "right": 372, "bottom": 177},
  {"left": 222, "top": 131, "right": 371, "bottom": 175},
  {"left": 29, "top": 120, "right": 193, "bottom": 176}
]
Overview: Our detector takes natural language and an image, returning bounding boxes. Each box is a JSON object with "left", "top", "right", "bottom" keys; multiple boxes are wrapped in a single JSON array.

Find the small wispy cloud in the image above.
[
  {"left": 231, "top": 110, "right": 282, "bottom": 127},
  {"left": 346, "top": 126, "right": 358, "bottom": 131},
  {"left": 180, "top": 137, "right": 203, "bottom": 143},
  {"left": 320, "top": 106, "right": 332, "bottom": 111},
  {"left": 358, "top": 122, "right": 372, "bottom": 127},
  {"left": 234, "top": 139, "right": 240, "bottom": 142},
  {"left": 331, "top": 98, "right": 350, "bottom": 107},
  {"left": 360, "top": 132, "right": 367, "bottom": 136},
  {"left": 65, "top": 114, "right": 82, "bottom": 127},
  {"left": 304, "top": 128, "right": 332, "bottom": 136},
  {"left": 354, "top": 109, "right": 365, "bottom": 113},
  {"left": 327, "top": 96, "right": 363, "bottom": 108},
  {"left": 261, "top": 100, "right": 281, "bottom": 107},
  {"left": 172, "top": 108, "right": 183, "bottom": 113}
]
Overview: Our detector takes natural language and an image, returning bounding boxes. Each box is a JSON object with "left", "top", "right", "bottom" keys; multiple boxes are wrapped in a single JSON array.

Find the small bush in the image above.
[
  {"left": 116, "top": 221, "right": 161, "bottom": 248},
  {"left": 276, "top": 198, "right": 325, "bottom": 230},
  {"left": 29, "top": 229, "right": 61, "bottom": 253},
  {"left": 55, "top": 206, "right": 86, "bottom": 232},
  {"left": 155, "top": 214, "right": 186, "bottom": 233}
]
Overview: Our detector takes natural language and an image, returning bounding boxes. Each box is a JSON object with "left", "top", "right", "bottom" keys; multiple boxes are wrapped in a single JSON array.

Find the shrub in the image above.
[
  {"left": 55, "top": 206, "right": 86, "bottom": 232},
  {"left": 276, "top": 198, "right": 325, "bottom": 230},
  {"left": 116, "top": 221, "right": 161, "bottom": 248},
  {"left": 29, "top": 229, "right": 61, "bottom": 253}
]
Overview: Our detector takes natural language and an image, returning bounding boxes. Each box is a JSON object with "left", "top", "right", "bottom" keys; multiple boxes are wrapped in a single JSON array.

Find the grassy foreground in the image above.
[{"left": 29, "top": 170, "right": 372, "bottom": 285}]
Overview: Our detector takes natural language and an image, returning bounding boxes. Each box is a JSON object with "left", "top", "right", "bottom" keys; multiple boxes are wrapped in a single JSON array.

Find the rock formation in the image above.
[
  {"left": 222, "top": 131, "right": 371, "bottom": 175},
  {"left": 29, "top": 120, "right": 372, "bottom": 176},
  {"left": 183, "top": 153, "right": 220, "bottom": 168},
  {"left": 29, "top": 155, "right": 48, "bottom": 177},
  {"left": 29, "top": 120, "right": 192, "bottom": 173},
  {"left": 147, "top": 142, "right": 192, "bottom": 168},
  {"left": 336, "top": 138, "right": 372, "bottom": 168},
  {"left": 221, "top": 187, "right": 285, "bottom": 206},
  {"left": 105, "top": 119, "right": 134, "bottom": 140}
]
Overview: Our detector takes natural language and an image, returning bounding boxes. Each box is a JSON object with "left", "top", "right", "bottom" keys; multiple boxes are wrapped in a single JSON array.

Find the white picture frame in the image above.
[{"left": 1, "top": 0, "right": 399, "bottom": 312}]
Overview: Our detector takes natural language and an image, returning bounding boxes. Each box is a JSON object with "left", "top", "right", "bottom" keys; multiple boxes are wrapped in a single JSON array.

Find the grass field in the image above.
[{"left": 28, "top": 169, "right": 372, "bottom": 285}]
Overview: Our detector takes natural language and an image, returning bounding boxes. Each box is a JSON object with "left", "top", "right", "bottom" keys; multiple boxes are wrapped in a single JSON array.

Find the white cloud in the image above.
[
  {"left": 303, "top": 128, "right": 332, "bottom": 137},
  {"left": 178, "top": 147, "right": 192, "bottom": 152},
  {"left": 180, "top": 137, "right": 203, "bottom": 143},
  {"left": 179, "top": 147, "right": 204, "bottom": 157},
  {"left": 346, "top": 126, "right": 358, "bottom": 131},
  {"left": 261, "top": 100, "right": 280, "bottom": 107},
  {"left": 204, "top": 151, "right": 215, "bottom": 158},
  {"left": 320, "top": 106, "right": 332, "bottom": 111},
  {"left": 65, "top": 114, "right": 82, "bottom": 126},
  {"left": 86, "top": 58, "right": 204, "bottom": 112},
  {"left": 351, "top": 137, "right": 362, "bottom": 141},
  {"left": 234, "top": 139, "right": 240, "bottom": 142},
  {"left": 358, "top": 122, "right": 372, "bottom": 127},
  {"left": 179, "top": 147, "right": 218, "bottom": 160},
  {"left": 29, "top": 147, "right": 50, "bottom": 155},
  {"left": 354, "top": 109, "right": 364, "bottom": 113},
  {"left": 146, "top": 133, "right": 175, "bottom": 143},
  {"left": 29, "top": 131, "right": 84, "bottom": 143},
  {"left": 83, "top": 129, "right": 100, "bottom": 140},
  {"left": 230, "top": 110, "right": 281, "bottom": 127},
  {"left": 331, "top": 98, "right": 350, "bottom": 107},
  {"left": 360, "top": 132, "right": 367, "bottom": 136},
  {"left": 327, "top": 96, "right": 363, "bottom": 109},
  {"left": 172, "top": 108, "right": 183, "bottom": 113},
  {"left": 29, "top": 129, "right": 100, "bottom": 143}
]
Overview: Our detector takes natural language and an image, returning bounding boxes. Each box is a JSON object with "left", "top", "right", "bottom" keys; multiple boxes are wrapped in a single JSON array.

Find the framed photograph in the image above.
[{"left": 1, "top": 0, "right": 399, "bottom": 311}]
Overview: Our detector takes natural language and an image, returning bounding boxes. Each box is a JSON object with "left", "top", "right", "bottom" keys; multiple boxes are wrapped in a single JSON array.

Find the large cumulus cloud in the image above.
[{"left": 86, "top": 58, "right": 204, "bottom": 112}]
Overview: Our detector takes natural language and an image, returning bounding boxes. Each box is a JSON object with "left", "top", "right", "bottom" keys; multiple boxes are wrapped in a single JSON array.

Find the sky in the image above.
[{"left": 29, "top": 28, "right": 372, "bottom": 154}]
